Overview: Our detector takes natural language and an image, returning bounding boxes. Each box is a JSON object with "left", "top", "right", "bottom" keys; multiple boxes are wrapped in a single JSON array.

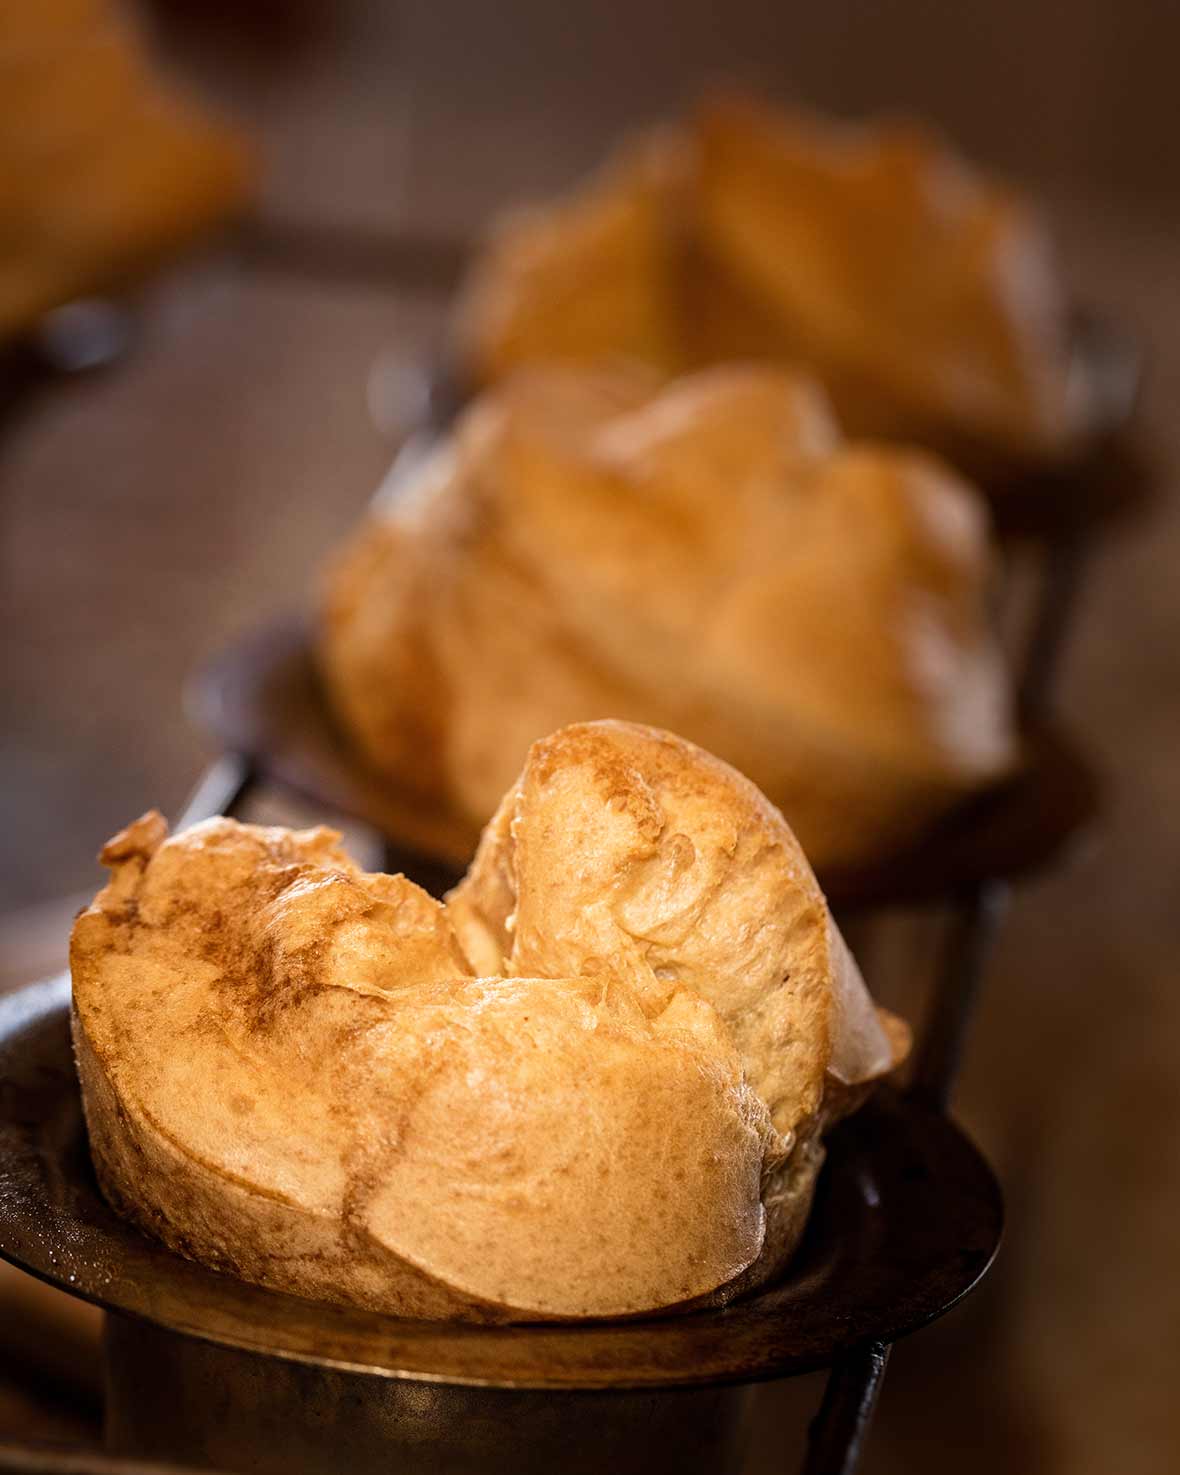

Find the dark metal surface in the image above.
[
  {"left": 174, "top": 753, "right": 255, "bottom": 832},
  {"left": 0, "top": 300, "right": 134, "bottom": 438},
  {"left": 909, "top": 882, "right": 1011, "bottom": 1112},
  {"left": 800, "top": 882, "right": 1010, "bottom": 1473},
  {"left": 188, "top": 617, "right": 1101, "bottom": 909},
  {"left": 985, "top": 420, "right": 1153, "bottom": 540},
  {"left": 801, "top": 1341, "right": 891, "bottom": 1475},
  {"left": 103, "top": 1317, "right": 752, "bottom": 1475},
  {"left": 0, "top": 976, "right": 1001, "bottom": 1393},
  {"left": 979, "top": 309, "right": 1147, "bottom": 540},
  {"left": 1017, "top": 534, "right": 1089, "bottom": 721}
]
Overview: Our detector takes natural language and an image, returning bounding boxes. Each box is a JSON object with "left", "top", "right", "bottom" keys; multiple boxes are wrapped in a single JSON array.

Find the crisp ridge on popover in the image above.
[
  {"left": 71, "top": 721, "right": 908, "bottom": 1322},
  {"left": 320, "top": 364, "right": 1017, "bottom": 874}
]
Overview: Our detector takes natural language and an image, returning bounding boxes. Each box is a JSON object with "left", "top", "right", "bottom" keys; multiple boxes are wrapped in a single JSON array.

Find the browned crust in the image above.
[{"left": 73, "top": 725, "right": 907, "bottom": 1323}]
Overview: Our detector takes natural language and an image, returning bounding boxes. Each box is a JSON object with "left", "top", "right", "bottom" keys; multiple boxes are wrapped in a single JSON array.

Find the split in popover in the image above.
[{"left": 71, "top": 721, "right": 908, "bottom": 1322}]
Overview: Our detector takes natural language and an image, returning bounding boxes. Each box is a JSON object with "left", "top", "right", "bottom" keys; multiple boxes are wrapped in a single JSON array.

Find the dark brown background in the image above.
[{"left": 1, "top": 2, "right": 1178, "bottom": 1470}]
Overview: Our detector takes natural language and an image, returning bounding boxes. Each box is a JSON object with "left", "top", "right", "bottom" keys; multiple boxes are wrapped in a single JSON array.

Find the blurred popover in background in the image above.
[
  {"left": 456, "top": 93, "right": 1090, "bottom": 467},
  {"left": 319, "top": 364, "right": 1017, "bottom": 874},
  {"left": 0, "top": 0, "right": 254, "bottom": 341}
]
